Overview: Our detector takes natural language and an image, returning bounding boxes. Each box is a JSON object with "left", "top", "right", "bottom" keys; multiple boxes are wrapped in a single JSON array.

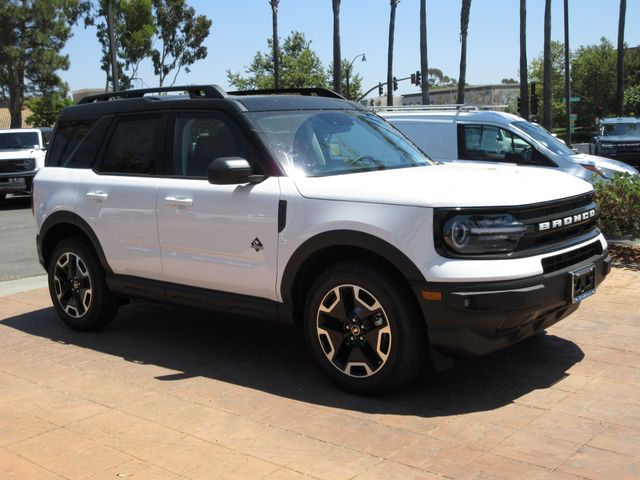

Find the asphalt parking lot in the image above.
[{"left": 1, "top": 268, "right": 639, "bottom": 480}]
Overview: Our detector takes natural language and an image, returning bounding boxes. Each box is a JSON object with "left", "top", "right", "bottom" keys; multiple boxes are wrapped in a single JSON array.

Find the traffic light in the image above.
[
  {"left": 378, "top": 82, "right": 383, "bottom": 96},
  {"left": 530, "top": 81, "right": 537, "bottom": 96},
  {"left": 411, "top": 73, "right": 416, "bottom": 85},
  {"left": 393, "top": 76, "right": 398, "bottom": 91},
  {"left": 530, "top": 94, "right": 539, "bottom": 115},
  {"left": 517, "top": 96, "right": 521, "bottom": 113},
  {"left": 415, "top": 70, "right": 421, "bottom": 85}
]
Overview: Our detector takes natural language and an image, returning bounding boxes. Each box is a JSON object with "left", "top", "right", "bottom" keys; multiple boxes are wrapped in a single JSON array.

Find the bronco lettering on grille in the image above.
[{"left": 538, "top": 209, "right": 596, "bottom": 232}]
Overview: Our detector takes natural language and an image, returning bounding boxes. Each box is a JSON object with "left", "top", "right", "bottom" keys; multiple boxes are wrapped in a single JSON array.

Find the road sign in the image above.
[{"left": 569, "top": 96, "right": 581, "bottom": 102}]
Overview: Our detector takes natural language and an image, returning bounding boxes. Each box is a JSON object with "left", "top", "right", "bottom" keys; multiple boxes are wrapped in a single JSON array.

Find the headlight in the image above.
[
  {"left": 441, "top": 214, "right": 527, "bottom": 254},
  {"left": 22, "top": 158, "right": 35, "bottom": 170}
]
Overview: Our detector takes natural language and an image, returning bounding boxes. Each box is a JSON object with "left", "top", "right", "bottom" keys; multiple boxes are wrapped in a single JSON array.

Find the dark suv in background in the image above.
[{"left": 592, "top": 117, "right": 640, "bottom": 167}]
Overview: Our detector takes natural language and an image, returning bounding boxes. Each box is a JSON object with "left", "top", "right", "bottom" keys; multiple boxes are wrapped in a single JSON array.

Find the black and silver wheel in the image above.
[
  {"left": 48, "top": 237, "right": 117, "bottom": 331},
  {"left": 305, "top": 261, "right": 427, "bottom": 394}
]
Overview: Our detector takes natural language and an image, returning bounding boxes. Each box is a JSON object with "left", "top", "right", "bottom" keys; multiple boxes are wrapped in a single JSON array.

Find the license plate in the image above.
[{"left": 570, "top": 264, "right": 596, "bottom": 303}]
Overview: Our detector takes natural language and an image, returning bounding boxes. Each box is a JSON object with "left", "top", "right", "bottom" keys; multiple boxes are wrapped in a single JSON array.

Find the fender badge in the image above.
[{"left": 251, "top": 238, "right": 264, "bottom": 252}]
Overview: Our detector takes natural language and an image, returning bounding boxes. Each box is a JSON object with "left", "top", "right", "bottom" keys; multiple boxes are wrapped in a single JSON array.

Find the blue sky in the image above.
[{"left": 60, "top": 0, "right": 639, "bottom": 98}]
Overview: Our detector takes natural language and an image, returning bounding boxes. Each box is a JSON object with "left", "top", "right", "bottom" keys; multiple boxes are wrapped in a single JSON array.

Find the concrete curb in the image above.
[{"left": 0, "top": 275, "right": 48, "bottom": 297}]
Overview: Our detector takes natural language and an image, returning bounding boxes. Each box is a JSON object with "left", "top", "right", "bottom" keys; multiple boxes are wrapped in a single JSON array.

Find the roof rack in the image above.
[
  {"left": 78, "top": 85, "right": 227, "bottom": 104},
  {"left": 228, "top": 87, "right": 345, "bottom": 99},
  {"left": 370, "top": 104, "right": 508, "bottom": 112}
]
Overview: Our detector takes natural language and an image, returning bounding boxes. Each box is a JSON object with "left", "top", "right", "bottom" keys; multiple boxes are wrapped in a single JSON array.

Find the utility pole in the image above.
[
  {"left": 564, "top": 0, "right": 571, "bottom": 146},
  {"left": 107, "top": 0, "right": 120, "bottom": 92}
]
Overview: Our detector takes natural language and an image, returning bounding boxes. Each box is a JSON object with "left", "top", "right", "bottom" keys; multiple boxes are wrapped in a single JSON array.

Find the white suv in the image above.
[
  {"left": 0, "top": 127, "right": 51, "bottom": 200},
  {"left": 34, "top": 86, "right": 611, "bottom": 394}
]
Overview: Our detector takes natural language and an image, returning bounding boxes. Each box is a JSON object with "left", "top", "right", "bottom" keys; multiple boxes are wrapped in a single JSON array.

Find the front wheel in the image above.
[
  {"left": 305, "top": 261, "right": 428, "bottom": 394},
  {"left": 47, "top": 237, "right": 117, "bottom": 331}
]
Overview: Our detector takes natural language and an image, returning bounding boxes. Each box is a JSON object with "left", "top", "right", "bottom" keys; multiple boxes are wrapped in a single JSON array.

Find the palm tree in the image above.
[
  {"left": 457, "top": 0, "right": 471, "bottom": 104},
  {"left": 332, "top": 0, "right": 342, "bottom": 94},
  {"left": 543, "top": 0, "right": 552, "bottom": 129},
  {"left": 420, "top": 0, "right": 429, "bottom": 105},
  {"left": 519, "top": 0, "right": 529, "bottom": 118},
  {"left": 387, "top": 0, "right": 399, "bottom": 106},
  {"left": 616, "top": 0, "right": 626, "bottom": 116},
  {"left": 269, "top": 0, "right": 281, "bottom": 89}
]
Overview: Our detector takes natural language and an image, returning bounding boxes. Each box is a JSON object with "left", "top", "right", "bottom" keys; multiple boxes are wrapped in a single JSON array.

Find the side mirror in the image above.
[{"left": 207, "top": 157, "right": 265, "bottom": 185}]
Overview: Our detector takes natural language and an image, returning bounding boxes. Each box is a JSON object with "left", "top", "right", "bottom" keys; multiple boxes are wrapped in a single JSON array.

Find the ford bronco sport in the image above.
[
  {"left": 34, "top": 85, "right": 611, "bottom": 394},
  {"left": 0, "top": 127, "right": 51, "bottom": 200}
]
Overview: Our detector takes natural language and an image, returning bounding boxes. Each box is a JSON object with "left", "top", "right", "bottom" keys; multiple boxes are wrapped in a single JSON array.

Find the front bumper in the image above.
[
  {"left": 597, "top": 150, "right": 640, "bottom": 167},
  {"left": 413, "top": 249, "right": 611, "bottom": 370},
  {"left": 0, "top": 175, "right": 33, "bottom": 194}
]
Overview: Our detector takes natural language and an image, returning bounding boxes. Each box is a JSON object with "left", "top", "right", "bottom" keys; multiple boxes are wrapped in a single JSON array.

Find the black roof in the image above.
[{"left": 62, "top": 85, "right": 363, "bottom": 121}]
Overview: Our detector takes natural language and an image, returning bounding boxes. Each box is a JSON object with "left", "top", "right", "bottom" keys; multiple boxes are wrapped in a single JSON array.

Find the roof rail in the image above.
[
  {"left": 228, "top": 88, "right": 345, "bottom": 99},
  {"left": 370, "top": 104, "right": 508, "bottom": 112},
  {"left": 78, "top": 85, "right": 227, "bottom": 104}
]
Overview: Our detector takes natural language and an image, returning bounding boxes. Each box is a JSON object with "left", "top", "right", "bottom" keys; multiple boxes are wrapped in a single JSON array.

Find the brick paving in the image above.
[{"left": 0, "top": 268, "right": 638, "bottom": 479}]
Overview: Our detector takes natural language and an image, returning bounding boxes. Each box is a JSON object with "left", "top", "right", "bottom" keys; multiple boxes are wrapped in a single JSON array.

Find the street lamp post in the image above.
[{"left": 346, "top": 53, "right": 366, "bottom": 100}]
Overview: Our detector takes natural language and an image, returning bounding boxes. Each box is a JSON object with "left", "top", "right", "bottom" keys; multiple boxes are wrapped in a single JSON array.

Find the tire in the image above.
[
  {"left": 47, "top": 237, "right": 117, "bottom": 331},
  {"left": 305, "top": 261, "right": 428, "bottom": 394}
]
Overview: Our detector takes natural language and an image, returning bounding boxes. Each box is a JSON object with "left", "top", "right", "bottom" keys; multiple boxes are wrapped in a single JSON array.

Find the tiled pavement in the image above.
[{"left": 0, "top": 268, "right": 639, "bottom": 479}]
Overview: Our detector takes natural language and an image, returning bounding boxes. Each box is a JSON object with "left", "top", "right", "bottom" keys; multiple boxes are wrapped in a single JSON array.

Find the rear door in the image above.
[
  {"left": 79, "top": 113, "right": 166, "bottom": 280},
  {"left": 156, "top": 111, "right": 281, "bottom": 300}
]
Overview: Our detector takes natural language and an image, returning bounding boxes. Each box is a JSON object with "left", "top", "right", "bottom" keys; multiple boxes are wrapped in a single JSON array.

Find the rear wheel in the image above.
[
  {"left": 305, "top": 261, "right": 428, "bottom": 394},
  {"left": 47, "top": 237, "right": 117, "bottom": 331}
]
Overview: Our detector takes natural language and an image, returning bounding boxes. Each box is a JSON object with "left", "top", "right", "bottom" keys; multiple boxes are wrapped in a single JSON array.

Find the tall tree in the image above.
[
  {"left": 530, "top": 41, "right": 566, "bottom": 127},
  {"left": 387, "top": 0, "right": 399, "bottom": 106},
  {"left": 420, "top": 0, "right": 429, "bottom": 105},
  {"left": 519, "top": 0, "right": 529, "bottom": 118},
  {"left": 93, "top": 0, "right": 156, "bottom": 91},
  {"left": 152, "top": 0, "right": 212, "bottom": 87},
  {"left": 106, "top": 0, "right": 119, "bottom": 91},
  {"left": 332, "top": 0, "right": 341, "bottom": 94},
  {"left": 227, "top": 31, "right": 327, "bottom": 90},
  {"left": 0, "top": 0, "right": 88, "bottom": 128},
  {"left": 457, "top": 0, "right": 471, "bottom": 104},
  {"left": 616, "top": 0, "right": 626, "bottom": 116},
  {"left": 269, "top": 0, "right": 281, "bottom": 89},
  {"left": 543, "top": 0, "right": 552, "bottom": 129}
]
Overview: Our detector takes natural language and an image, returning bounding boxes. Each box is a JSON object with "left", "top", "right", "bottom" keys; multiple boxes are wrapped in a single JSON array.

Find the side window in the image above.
[
  {"left": 173, "top": 112, "right": 257, "bottom": 177},
  {"left": 100, "top": 114, "right": 163, "bottom": 175},
  {"left": 66, "top": 116, "right": 114, "bottom": 169},
  {"left": 46, "top": 120, "right": 95, "bottom": 167},
  {"left": 459, "top": 124, "right": 532, "bottom": 164}
]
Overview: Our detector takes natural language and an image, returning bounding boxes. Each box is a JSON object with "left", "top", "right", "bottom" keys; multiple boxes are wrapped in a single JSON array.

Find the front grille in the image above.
[
  {"left": 541, "top": 240, "right": 603, "bottom": 274},
  {"left": 611, "top": 143, "right": 640, "bottom": 153},
  {"left": 515, "top": 193, "right": 598, "bottom": 253},
  {"left": 0, "top": 159, "right": 33, "bottom": 173}
]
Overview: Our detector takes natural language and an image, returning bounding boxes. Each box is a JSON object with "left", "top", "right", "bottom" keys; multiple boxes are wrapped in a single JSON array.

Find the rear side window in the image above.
[
  {"left": 46, "top": 120, "right": 95, "bottom": 167},
  {"left": 99, "top": 114, "right": 163, "bottom": 175}
]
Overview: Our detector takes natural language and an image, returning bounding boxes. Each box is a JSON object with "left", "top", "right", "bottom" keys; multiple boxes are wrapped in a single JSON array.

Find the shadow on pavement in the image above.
[
  {"left": 0, "top": 194, "right": 31, "bottom": 211},
  {"left": 2, "top": 301, "right": 584, "bottom": 417}
]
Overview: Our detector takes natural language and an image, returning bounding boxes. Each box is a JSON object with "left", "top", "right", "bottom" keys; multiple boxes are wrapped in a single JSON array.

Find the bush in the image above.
[{"left": 593, "top": 172, "right": 640, "bottom": 239}]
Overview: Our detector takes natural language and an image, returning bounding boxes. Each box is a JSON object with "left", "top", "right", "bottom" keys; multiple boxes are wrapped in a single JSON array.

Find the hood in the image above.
[
  {"left": 570, "top": 153, "right": 639, "bottom": 175},
  {"left": 292, "top": 163, "right": 592, "bottom": 208},
  {"left": 0, "top": 148, "right": 39, "bottom": 160}
]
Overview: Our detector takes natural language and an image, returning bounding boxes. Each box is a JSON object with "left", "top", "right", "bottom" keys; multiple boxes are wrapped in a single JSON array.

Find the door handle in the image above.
[
  {"left": 86, "top": 191, "right": 108, "bottom": 201},
  {"left": 164, "top": 195, "right": 193, "bottom": 207}
]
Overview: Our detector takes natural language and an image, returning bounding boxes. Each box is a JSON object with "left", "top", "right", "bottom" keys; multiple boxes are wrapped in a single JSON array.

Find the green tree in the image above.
[
  {"left": 0, "top": 0, "right": 88, "bottom": 128},
  {"left": 227, "top": 31, "right": 327, "bottom": 90},
  {"left": 152, "top": 0, "right": 212, "bottom": 87},
  {"left": 529, "top": 41, "right": 567, "bottom": 127},
  {"left": 624, "top": 84, "right": 640, "bottom": 115},
  {"left": 25, "top": 89, "right": 74, "bottom": 127},
  {"left": 572, "top": 37, "right": 616, "bottom": 127},
  {"left": 92, "top": 0, "right": 155, "bottom": 90},
  {"left": 328, "top": 59, "right": 362, "bottom": 100}
]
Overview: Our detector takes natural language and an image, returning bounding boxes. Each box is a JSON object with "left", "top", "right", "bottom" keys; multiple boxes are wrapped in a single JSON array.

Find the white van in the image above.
[{"left": 379, "top": 109, "right": 638, "bottom": 182}]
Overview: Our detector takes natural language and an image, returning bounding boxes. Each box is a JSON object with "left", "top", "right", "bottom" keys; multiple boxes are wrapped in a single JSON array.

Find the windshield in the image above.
[
  {"left": 0, "top": 131, "right": 40, "bottom": 149},
  {"left": 245, "top": 110, "right": 431, "bottom": 177},
  {"left": 601, "top": 123, "right": 639, "bottom": 137},
  {"left": 512, "top": 121, "right": 574, "bottom": 156}
]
